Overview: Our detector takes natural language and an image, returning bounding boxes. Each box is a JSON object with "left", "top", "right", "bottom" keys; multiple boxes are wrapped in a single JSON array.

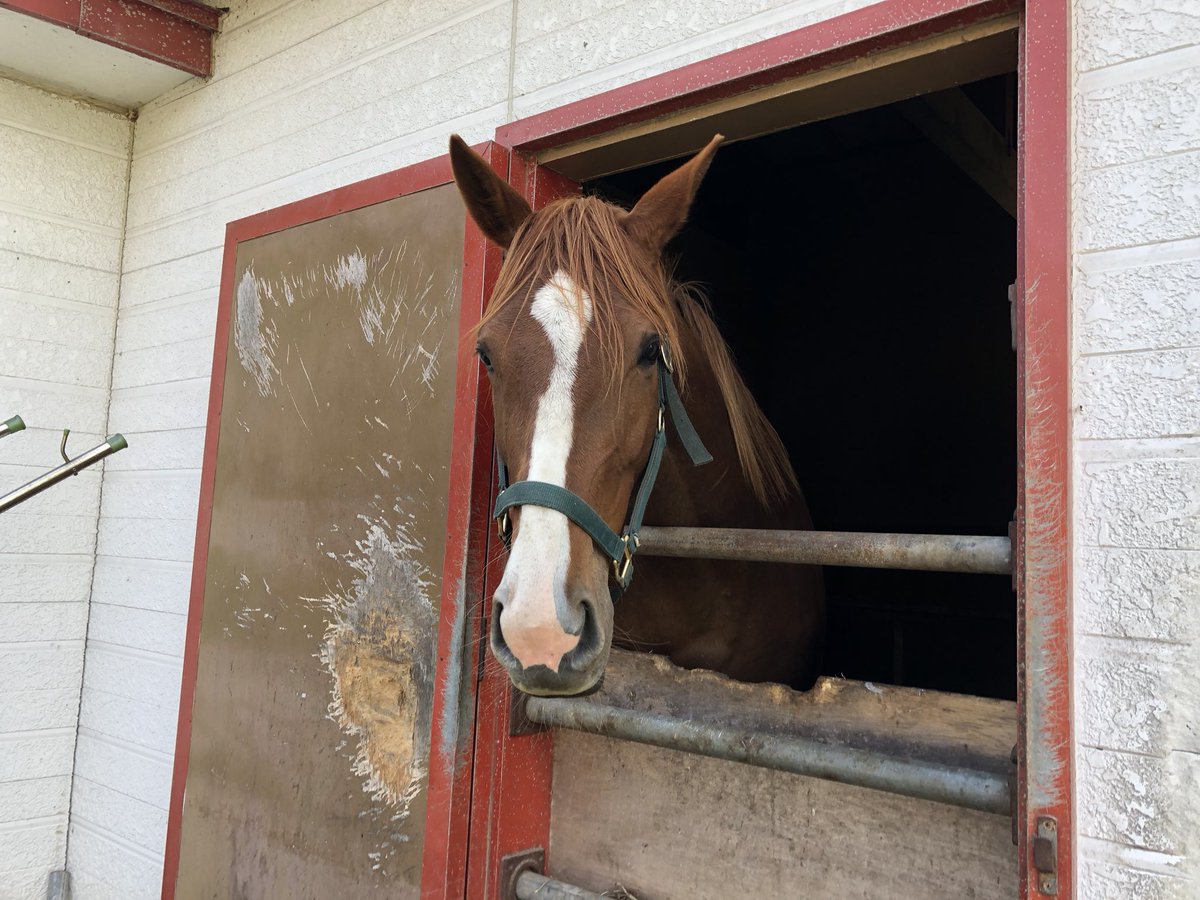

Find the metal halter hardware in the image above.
[{"left": 493, "top": 344, "right": 711, "bottom": 590}]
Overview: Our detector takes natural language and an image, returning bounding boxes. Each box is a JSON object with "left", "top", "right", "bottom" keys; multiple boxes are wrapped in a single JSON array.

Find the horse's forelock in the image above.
[
  {"left": 479, "top": 195, "right": 797, "bottom": 509},
  {"left": 480, "top": 197, "right": 686, "bottom": 385}
]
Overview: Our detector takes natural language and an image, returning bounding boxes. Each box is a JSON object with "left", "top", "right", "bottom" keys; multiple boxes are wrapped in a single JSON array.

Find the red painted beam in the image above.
[
  {"left": 497, "top": 0, "right": 1017, "bottom": 153},
  {"left": 0, "top": 0, "right": 220, "bottom": 78},
  {"left": 1016, "top": 1, "right": 1074, "bottom": 896},
  {"left": 137, "top": 0, "right": 221, "bottom": 31}
]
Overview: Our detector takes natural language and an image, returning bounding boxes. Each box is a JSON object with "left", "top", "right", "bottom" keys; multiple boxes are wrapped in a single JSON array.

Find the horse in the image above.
[{"left": 449, "top": 134, "right": 824, "bottom": 697}]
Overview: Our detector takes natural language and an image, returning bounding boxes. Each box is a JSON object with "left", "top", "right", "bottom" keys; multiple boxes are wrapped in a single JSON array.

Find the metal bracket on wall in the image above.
[
  {"left": 1009, "top": 519, "right": 1019, "bottom": 593},
  {"left": 0, "top": 429, "right": 128, "bottom": 513},
  {"left": 0, "top": 415, "right": 25, "bottom": 439},
  {"left": 1008, "top": 282, "right": 1017, "bottom": 351},
  {"left": 46, "top": 870, "right": 70, "bottom": 900},
  {"left": 1009, "top": 744, "right": 1019, "bottom": 846},
  {"left": 1033, "top": 815, "right": 1058, "bottom": 895},
  {"left": 499, "top": 848, "right": 545, "bottom": 900}
]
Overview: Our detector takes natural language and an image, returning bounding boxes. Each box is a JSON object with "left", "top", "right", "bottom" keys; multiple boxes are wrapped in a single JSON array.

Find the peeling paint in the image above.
[
  {"left": 237, "top": 245, "right": 457, "bottom": 444},
  {"left": 438, "top": 577, "right": 468, "bottom": 771},
  {"left": 306, "top": 521, "right": 437, "bottom": 831},
  {"left": 234, "top": 267, "right": 279, "bottom": 397},
  {"left": 1017, "top": 277, "right": 1072, "bottom": 815},
  {"left": 327, "top": 250, "right": 368, "bottom": 293}
]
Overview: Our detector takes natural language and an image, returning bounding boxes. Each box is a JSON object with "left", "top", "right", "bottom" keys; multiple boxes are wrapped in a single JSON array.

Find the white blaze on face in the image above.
[{"left": 496, "top": 270, "right": 593, "bottom": 672}]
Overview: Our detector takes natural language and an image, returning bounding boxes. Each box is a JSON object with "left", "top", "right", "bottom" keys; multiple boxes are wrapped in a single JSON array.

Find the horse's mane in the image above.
[{"left": 479, "top": 195, "right": 798, "bottom": 508}]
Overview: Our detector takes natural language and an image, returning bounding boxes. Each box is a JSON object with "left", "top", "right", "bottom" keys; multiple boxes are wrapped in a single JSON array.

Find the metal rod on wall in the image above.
[
  {"left": 637, "top": 526, "right": 1012, "bottom": 575},
  {"left": 1, "top": 415, "right": 25, "bottom": 439},
  {"left": 0, "top": 435, "right": 128, "bottom": 513},
  {"left": 525, "top": 695, "right": 1011, "bottom": 816}
]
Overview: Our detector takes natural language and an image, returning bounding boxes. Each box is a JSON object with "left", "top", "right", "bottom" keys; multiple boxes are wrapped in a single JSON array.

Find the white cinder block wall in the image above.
[
  {"left": 1, "top": 0, "right": 1187, "bottom": 896},
  {"left": 1071, "top": 3, "right": 1200, "bottom": 898},
  {"left": 0, "top": 78, "right": 132, "bottom": 899}
]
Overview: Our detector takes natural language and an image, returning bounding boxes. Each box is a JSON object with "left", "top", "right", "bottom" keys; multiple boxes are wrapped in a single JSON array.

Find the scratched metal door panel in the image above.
[{"left": 175, "top": 184, "right": 464, "bottom": 897}]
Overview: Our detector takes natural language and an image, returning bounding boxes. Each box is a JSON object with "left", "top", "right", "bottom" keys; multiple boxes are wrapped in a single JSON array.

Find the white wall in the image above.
[
  {"left": 42, "top": 0, "right": 1197, "bottom": 896},
  {"left": 1071, "top": 2, "right": 1200, "bottom": 897},
  {"left": 0, "top": 77, "right": 131, "bottom": 899}
]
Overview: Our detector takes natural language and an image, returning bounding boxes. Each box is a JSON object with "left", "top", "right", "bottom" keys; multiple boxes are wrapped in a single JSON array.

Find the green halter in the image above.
[{"left": 493, "top": 346, "right": 712, "bottom": 590}]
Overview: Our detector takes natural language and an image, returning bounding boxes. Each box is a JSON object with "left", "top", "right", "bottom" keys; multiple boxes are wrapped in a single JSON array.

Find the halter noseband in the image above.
[{"left": 493, "top": 344, "right": 711, "bottom": 590}]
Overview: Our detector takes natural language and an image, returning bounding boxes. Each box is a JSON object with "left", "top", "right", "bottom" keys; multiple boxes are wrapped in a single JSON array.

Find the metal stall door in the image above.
[{"left": 165, "top": 149, "right": 504, "bottom": 899}]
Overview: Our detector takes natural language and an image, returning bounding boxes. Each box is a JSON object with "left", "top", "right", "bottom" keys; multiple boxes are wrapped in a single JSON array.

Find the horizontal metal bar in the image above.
[
  {"left": 1, "top": 415, "right": 25, "bottom": 438},
  {"left": 0, "top": 435, "right": 128, "bottom": 513},
  {"left": 637, "top": 526, "right": 1012, "bottom": 575},
  {"left": 525, "top": 695, "right": 1011, "bottom": 816},
  {"left": 515, "top": 871, "right": 604, "bottom": 900}
]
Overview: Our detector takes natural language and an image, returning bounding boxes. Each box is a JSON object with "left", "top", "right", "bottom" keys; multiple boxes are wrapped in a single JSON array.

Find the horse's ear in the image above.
[
  {"left": 621, "top": 134, "right": 723, "bottom": 253},
  {"left": 449, "top": 135, "right": 532, "bottom": 249}
]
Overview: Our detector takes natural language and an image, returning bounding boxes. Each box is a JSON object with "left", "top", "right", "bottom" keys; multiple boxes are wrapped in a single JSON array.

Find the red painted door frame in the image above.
[
  {"left": 163, "top": 145, "right": 503, "bottom": 900},
  {"left": 1014, "top": 1, "right": 1073, "bottom": 895},
  {"left": 470, "top": 0, "right": 1073, "bottom": 897},
  {"left": 168, "top": 1, "right": 1070, "bottom": 896}
]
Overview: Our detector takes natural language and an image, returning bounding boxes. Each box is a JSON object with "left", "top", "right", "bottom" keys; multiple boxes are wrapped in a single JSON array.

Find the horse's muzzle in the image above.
[{"left": 490, "top": 599, "right": 610, "bottom": 696}]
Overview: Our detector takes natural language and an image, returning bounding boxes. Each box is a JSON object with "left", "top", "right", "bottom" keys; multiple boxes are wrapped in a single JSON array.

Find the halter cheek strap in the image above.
[{"left": 493, "top": 347, "right": 711, "bottom": 590}]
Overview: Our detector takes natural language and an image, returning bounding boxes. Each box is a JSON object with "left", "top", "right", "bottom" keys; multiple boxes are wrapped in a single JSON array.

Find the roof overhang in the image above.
[{"left": 0, "top": 0, "right": 222, "bottom": 109}]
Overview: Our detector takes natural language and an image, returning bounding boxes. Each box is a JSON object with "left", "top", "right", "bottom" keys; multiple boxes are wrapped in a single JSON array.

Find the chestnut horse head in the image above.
[{"left": 450, "top": 135, "right": 802, "bottom": 696}]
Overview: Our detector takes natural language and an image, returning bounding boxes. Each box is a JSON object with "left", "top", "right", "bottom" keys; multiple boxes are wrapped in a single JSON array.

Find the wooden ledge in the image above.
[
  {"left": 554, "top": 648, "right": 1016, "bottom": 781},
  {"left": 0, "top": 0, "right": 222, "bottom": 77}
]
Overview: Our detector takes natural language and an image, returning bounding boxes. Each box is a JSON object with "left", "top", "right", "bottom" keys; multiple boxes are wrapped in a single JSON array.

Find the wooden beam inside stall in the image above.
[{"left": 544, "top": 650, "right": 1017, "bottom": 898}]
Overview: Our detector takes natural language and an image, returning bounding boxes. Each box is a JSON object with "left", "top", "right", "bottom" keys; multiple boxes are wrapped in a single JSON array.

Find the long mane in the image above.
[{"left": 479, "top": 195, "right": 798, "bottom": 507}]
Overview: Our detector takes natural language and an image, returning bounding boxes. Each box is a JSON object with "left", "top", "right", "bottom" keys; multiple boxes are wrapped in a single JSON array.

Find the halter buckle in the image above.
[
  {"left": 659, "top": 341, "right": 675, "bottom": 374},
  {"left": 496, "top": 510, "right": 511, "bottom": 543},
  {"left": 613, "top": 533, "right": 638, "bottom": 584}
]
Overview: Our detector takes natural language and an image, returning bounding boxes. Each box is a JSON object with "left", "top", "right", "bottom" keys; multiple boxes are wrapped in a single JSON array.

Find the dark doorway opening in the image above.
[{"left": 587, "top": 74, "right": 1018, "bottom": 700}]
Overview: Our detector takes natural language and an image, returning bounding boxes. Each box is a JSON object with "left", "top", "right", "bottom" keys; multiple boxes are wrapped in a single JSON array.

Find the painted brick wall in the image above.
[
  {"left": 0, "top": 77, "right": 132, "bottom": 900},
  {"left": 75, "top": 0, "right": 880, "bottom": 895},
  {"left": 1071, "top": 1, "right": 1200, "bottom": 897}
]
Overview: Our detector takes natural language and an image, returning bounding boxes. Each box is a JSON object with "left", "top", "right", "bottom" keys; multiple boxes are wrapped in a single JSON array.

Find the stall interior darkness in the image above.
[{"left": 587, "top": 76, "right": 1018, "bottom": 700}]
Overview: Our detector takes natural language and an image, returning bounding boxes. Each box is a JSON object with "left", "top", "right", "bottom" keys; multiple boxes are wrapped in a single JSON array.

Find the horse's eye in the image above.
[
  {"left": 476, "top": 346, "right": 494, "bottom": 373},
  {"left": 638, "top": 337, "right": 660, "bottom": 368}
]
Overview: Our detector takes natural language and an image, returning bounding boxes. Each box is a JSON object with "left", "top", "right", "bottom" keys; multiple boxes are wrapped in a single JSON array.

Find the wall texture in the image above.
[
  {"left": 1071, "top": 2, "right": 1200, "bottom": 897},
  {"left": 5, "top": 0, "right": 1190, "bottom": 896},
  {"left": 0, "top": 77, "right": 131, "bottom": 899}
]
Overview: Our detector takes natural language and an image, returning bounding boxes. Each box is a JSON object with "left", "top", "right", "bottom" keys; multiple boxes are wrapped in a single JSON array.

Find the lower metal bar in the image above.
[
  {"left": 0, "top": 435, "right": 128, "bottom": 513},
  {"left": 1, "top": 415, "right": 25, "bottom": 439},
  {"left": 515, "top": 871, "right": 603, "bottom": 900},
  {"left": 525, "top": 696, "right": 1010, "bottom": 816},
  {"left": 637, "top": 526, "right": 1012, "bottom": 575}
]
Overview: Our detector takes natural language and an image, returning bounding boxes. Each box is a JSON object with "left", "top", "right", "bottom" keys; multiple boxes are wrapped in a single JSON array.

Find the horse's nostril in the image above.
[
  {"left": 489, "top": 600, "right": 517, "bottom": 662},
  {"left": 575, "top": 600, "right": 602, "bottom": 659}
]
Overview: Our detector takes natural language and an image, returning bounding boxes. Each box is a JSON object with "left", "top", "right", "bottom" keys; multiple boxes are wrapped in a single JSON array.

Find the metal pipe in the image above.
[
  {"left": 1, "top": 415, "right": 25, "bottom": 439},
  {"left": 515, "top": 871, "right": 604, "bottom": 900},
  {"left": 0, "top": 435, "right": 128, "bottom": 513},
  {"left": 525, "top": 696, "right": 1011, "bottom": 816},
  {"left": 637, "top": 526, "right": 1012, "bottom": 575}
]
